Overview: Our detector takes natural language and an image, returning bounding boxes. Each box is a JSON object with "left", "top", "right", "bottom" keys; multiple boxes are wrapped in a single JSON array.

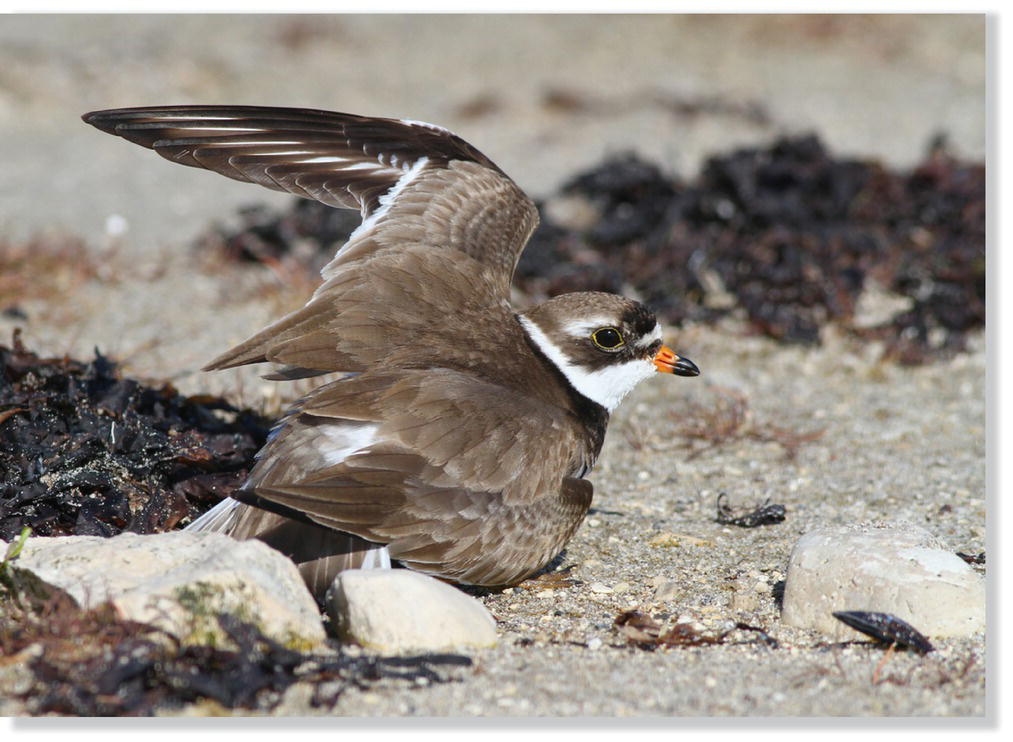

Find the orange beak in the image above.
[{"left": 653, "top": 345, "right": 700, "bottom": 377}]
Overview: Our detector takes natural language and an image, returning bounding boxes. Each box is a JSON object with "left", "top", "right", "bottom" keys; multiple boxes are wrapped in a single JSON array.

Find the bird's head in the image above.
[{"left": 518, "top": 292, "right": 699, "bottom": 412}]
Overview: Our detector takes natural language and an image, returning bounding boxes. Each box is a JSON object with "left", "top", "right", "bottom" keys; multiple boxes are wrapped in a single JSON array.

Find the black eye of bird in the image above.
[{"left": 591, "top": 327, "right": 624, "bottom": 351}]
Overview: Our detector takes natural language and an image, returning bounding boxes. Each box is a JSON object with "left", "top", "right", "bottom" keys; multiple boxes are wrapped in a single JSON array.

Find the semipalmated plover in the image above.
[{"left": 83, "top": 106, "right": 699, "bottom": 596}]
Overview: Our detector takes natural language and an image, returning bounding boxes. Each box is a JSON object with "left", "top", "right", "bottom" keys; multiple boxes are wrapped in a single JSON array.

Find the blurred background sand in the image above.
[{"left": 0, "top": 15, "right": 984, "bottom": 247}]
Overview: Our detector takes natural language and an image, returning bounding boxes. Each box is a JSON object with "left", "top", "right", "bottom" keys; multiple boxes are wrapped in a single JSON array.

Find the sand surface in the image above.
[{"left": 0, "top": 14, "right": 986, "bottom": 718}]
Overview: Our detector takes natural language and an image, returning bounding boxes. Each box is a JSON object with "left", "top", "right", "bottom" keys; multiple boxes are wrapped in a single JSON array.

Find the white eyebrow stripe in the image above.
[
  {"left": 562, "top": 319, "right": 661, "bottom": 348},
  {"left": 562, "top": 318, "right": 617, "bottom": 337}
]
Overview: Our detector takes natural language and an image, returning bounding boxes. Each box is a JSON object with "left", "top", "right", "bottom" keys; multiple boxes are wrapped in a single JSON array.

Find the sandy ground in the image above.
[{"left": 0, "top": 14, "right": 987, "bottom": 718}]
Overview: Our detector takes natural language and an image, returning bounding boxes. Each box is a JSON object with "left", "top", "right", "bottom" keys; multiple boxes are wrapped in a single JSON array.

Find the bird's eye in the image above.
[{"left": 591, "top": 327, "right": 624, "bottom": 351}]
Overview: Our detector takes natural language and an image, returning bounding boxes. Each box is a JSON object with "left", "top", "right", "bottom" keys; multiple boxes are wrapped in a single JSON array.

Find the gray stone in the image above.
[
  {"left": 781, "top": 522, "right": 985, "bottom": 639},
  {"left": 5, "top": 531, "right": 326, "bottom": 648},
  {"left": 327, "top": 569, "right": 498, "bottom": 653}
]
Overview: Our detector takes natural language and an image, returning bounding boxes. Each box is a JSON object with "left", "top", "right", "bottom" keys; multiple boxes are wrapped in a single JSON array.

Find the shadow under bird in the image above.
[{"left": 83, "top": 105, "right": 700, "bottom": 597}]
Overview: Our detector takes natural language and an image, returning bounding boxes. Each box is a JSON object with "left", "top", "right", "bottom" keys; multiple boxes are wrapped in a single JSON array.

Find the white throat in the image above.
[{"left": 518, "top": 316, "right": 656, "bottom": 413}]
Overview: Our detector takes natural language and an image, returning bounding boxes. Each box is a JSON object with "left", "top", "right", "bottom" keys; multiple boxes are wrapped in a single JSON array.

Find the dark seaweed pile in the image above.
[
  {"left": 517, "top": 135, "right": 984, "bottom": 362},
  {"left": 0, "top": 337, "right": 471, "bottom": 716},
  {"left": 199, "top": 197, "right": 361, "bottom": 274},
  {"left": 204, "top": 134, "right": 984, "bottom": 364},
  {"left": 2, "top": 593, "right": 470, "bottom": 716},
  {"left": 0, "top": 331, "right": 270, "bottom": 541}
]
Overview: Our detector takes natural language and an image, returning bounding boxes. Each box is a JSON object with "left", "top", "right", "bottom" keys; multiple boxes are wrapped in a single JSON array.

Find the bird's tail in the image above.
[{"left": 186, "top": 497, "right": 391, "bottom": 599}]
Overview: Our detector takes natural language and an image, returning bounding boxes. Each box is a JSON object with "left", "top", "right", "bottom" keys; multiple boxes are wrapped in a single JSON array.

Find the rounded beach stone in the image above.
[
  {"left": 6, "top": 531, "right": 327, "bottom": 647},
  {"left": 327, "top": 569, "right": 498, "bottom": 653},
  {"left": 780, "top": 522, "right": 984, "bottom": 639}
]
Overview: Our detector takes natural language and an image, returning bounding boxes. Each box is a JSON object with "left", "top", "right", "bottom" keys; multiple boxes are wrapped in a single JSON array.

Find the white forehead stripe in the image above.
[
  {"left": 634, "top": 324, "right": 663, "bottom": 348},
  {"left": 519, "top": 316, "right": 657, "bottom": 413}
]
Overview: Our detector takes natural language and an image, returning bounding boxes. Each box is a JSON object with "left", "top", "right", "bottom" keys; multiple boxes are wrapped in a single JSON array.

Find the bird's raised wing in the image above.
[{"left": 82, "top": 106, "right": 540, "bottom": 363}]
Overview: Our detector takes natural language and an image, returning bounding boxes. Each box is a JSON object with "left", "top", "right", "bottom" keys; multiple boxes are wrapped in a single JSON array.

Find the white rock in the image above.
[
  {"left": 327, "top": 569, "right": 497, "bottom": 653},
  {"left": 5, "top": 531, "right": 326, "bottom": 648},
  {"left": 781, "top": 522, "right": 985, "bottom": 639}
]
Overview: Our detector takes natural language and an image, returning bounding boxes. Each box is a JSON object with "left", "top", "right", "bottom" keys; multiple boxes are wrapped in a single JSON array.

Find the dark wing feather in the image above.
[{"left": 82, "top": 106, "right": 500, "bottom": 212}]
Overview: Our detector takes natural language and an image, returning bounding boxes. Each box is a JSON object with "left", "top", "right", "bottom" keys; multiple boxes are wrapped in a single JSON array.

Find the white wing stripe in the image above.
[{"left": 322, "top": 155, "right": 431, "bottom": 276}]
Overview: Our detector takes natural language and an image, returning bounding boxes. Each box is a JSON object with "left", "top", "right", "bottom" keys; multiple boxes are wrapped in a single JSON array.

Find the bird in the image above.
[{"left": 82, "top": 105, "right": 700, "bottom": 598}]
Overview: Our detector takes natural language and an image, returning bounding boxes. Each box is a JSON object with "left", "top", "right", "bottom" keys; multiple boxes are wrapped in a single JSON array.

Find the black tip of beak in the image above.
[{"left": 673, "top": 357, "right": 700, "bottom": 377}]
